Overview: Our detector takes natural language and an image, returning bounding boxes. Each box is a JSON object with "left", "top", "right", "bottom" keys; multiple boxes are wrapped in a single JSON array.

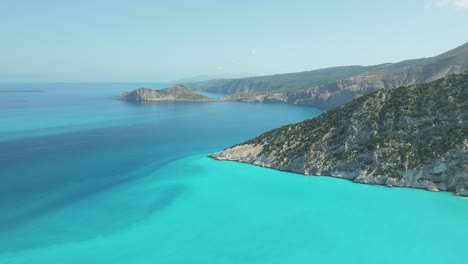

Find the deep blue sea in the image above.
[{"left": 0, "top": 83, "right": 467, "bottom": 263}]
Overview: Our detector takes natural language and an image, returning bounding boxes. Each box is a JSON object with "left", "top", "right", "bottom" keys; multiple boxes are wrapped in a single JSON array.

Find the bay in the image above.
[{"left": 0, "top": 83, "right": 467, "bottom": 264}]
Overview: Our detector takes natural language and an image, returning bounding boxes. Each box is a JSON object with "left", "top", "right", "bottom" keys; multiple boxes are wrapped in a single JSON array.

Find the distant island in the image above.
[
  {"left": 119, "top": 85, "right": 213, "bottom": 102},
  {"left": 187, "top": 42, "right": 468, "bottom": 110},
  {"left": 210, "top": 72, "right": 468, "bottom": 196}
]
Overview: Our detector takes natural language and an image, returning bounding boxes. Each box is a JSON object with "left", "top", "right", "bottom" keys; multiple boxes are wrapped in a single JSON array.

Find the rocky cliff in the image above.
[
  {"left": 210, "top": 72, "right": 468, "bottom": 196},
  {"left": 120, "top": 85, "right": 213, "bottom": 102},
  {"left": 197, "top": 42, "right": 468, "bottom": 110}
]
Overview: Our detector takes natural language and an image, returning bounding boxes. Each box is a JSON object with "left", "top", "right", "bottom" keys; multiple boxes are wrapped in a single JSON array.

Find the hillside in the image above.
[
  {"left": 190, "top": 42, "right": 468, "bottom": 109},
  {"left": 185, "top": 65, "right": 383, "bottom": 94},
  {"left": 210, "top": 72, "right": 468, "bottom": 196},
  {"left": 119, "top": 85, "right": 213, "bottom": 102}
]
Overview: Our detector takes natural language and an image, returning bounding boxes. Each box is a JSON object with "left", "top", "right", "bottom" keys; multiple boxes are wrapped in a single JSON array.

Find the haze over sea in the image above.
[{"left": 0, "top": 83, "right": 467, "bottom": 264}]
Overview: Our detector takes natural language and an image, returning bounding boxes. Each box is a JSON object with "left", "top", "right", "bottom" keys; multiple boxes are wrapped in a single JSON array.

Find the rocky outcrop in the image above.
[
  {"left": 210, "top": 72, "right": 468, "bottom": 196},
  {"left": 203, "top": 42, "right": 468, "bottom": 110},
  {"left": 120, "top": 85, "right": 213, "bottom": 102}
]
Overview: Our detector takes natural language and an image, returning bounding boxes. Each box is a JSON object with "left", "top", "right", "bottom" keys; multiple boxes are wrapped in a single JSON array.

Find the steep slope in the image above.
[
  {"left": 120, "top": 85, "right": 213, "bottom": 102},
  {"left": 194, "top": 42, "right": 468, "bottom": 109},
  {"left": 210, "top": 72, "right": 468, "bottom": 196}
]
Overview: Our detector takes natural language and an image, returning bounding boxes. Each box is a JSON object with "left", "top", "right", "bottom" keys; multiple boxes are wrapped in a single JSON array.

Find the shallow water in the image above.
[{"left": 0, "top": 83, "right": 467, "bottom": 263}]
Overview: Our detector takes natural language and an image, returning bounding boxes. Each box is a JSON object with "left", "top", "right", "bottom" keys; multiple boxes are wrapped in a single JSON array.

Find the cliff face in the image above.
[
  {"left": 208, "top": 43, "right": 468, "bottom": 109},
  {"left": 120, "top": 85, "right": 213, "bottom": 102},
  {"left": 210, "top": 72, "right": 468, "bottom": 196}
]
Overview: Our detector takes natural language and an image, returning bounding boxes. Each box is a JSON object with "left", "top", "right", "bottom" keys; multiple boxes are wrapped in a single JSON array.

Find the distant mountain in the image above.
[
  {"left": 172, "top": 73, "right": 257, "bottom": 84},
  {"left": 189, "top": 42, "right": 468, "bottom": 109},
  {"left": 210, "top": 72, "right": 468, "bottom": 196},
  {"left": 119, "top": 85, "right": 213, "bottom": 102},
  {"left": 187, "top": 66, "right": 380, "bottom": 94}
]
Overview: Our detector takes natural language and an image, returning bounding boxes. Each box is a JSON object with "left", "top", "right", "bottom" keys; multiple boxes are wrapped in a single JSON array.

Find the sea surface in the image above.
[{"left": 0, "top": 83, "right": 467, "bottom": 263}]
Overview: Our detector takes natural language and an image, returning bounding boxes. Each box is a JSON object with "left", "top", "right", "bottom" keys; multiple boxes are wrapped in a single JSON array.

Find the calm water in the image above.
[{"left": 0, "top": 83, "right": 467, "bottom": 263}]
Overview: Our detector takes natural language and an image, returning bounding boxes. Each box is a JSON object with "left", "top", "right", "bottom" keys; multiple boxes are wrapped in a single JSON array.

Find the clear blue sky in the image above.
[{"left": 1, "top": 0, "right": 468, "bottom": 82}]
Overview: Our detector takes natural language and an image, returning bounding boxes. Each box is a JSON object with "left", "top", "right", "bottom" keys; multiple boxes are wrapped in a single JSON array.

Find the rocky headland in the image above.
[
  {"left": 120, "top": 85, "right": 213, "bottom": 102},
  {"left": 210, "top": 72, "right": 468, "bottom": 196}
]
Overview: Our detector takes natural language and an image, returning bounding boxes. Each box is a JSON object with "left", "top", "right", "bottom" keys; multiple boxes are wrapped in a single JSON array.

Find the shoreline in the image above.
[{"left": 209, "top": 154, "right": 468, "bottom": 198}]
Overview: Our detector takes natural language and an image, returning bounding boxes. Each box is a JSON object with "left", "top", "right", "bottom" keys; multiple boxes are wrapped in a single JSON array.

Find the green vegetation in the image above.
[
  {"left": 244, "top": 71, "right": 468, "bottom": 179},
  {"left": 186, "top": 42, "right": 468, "bottom": 110},
  {"left": 157, "top": 85, "right": 213, "bottom": 100},
  {"left": 185, "top": 65, "right": 384, "bottom": 93}
]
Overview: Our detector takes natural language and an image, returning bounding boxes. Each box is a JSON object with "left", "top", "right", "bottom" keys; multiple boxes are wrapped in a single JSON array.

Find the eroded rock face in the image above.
[
  {"left": 210, "top": 72, "right": 468, "bottom": 196},
  {"left": 210, "top": 144, "right": 264, "bottom": 163}
]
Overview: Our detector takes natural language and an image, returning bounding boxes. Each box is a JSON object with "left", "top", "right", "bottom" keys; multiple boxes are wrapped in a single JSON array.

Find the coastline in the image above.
[{"left": 209, "top": 153, "right": 468, "bottom": 198}]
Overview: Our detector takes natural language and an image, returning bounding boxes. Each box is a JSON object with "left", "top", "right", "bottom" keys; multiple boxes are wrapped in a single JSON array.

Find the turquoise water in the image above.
[{"left": 1, "top": 83, "right": 467, "bottom": 263}]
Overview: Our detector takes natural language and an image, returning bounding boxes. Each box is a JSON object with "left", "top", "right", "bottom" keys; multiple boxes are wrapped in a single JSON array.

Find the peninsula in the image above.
[
  {"left": 120, "top": 85, "right": 213, "bottom": 102},
  {"left": 210, "top": 72, "right": 468, "bottom": 196}
]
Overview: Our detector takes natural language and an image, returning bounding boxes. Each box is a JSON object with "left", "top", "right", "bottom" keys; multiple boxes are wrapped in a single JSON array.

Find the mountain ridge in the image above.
[{"left": 189, "top": 42, "right": 468, "bottom": 109}]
